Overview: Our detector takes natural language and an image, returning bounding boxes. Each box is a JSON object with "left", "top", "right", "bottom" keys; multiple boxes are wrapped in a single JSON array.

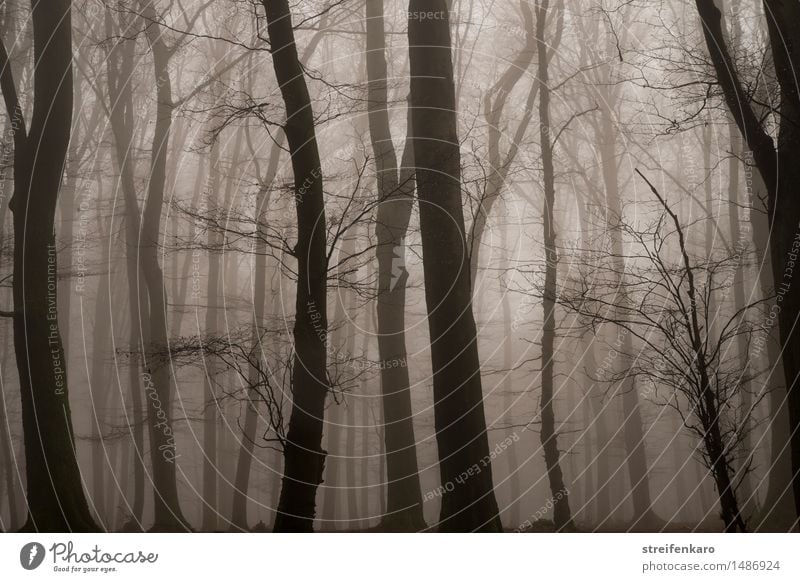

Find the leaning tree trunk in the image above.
[
  {"left": 261, "top": 0, "right": 330, "bottom": 533},
  {"left": 365, "top": 0, "right": 425, "bottom": 531},
  {"left": 408, "top": 0, "right": 501, "bottom": 532},
  {"left": 693, "top": 0, "right": 800, "bottom": 521},
  {"left": 230, "top": 29, "right": 328, "bottom": 530},
  {"left": 1, "top": 0, "right": 97, "bottom": 532},
  {"left": 535, "top": 0, "right": 573, "bottom": 532}
]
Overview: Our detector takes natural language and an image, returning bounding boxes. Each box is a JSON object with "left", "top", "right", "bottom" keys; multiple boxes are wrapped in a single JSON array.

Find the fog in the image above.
[{"left": 0, "top": 0, "right": 798, "bottom": 533}]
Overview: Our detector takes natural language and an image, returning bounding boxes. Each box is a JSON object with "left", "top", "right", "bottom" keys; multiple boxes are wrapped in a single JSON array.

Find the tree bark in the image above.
[
  {"left": 693, "top": 0, "right": 800, "bottom": 520},
  {"left": 103, "top": 7, "right": 145, "bottom": 530},
  {"left": 261, "top": 0, "right": 330, "bottom": 532},
  {"left": 408, "top": 0, "right": 501, "bottom": 531},
  {"left": 365, "top": 0, "right": 425, "bottom": 531},
  {"left": 2, "top": 0, "right": 98, "bottom": 532},
  {"left": 137, "top": 0, "right": 188, "bottom": 531},
  {"left": 535, "top": 0, "right": 573, "bottom": 532}
]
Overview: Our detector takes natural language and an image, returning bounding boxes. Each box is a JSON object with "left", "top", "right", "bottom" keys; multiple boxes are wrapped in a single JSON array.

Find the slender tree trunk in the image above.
[
  {"left": 358, "top": 313, "right": 371, "bottom": 531},
  {"left": 535, "top": 0, "right": 573, "bottom": 532},
  {"left": 408, "top": 0, "right": 501, "bottom": 531},
  {"left": 745, "top": 156, "right": 795, "bottom": 530},
  {"left": 200, "top": 141, "right": 222, "bottom": 531},
  {"left": 105, "top": 27, "right": 147, "bottom": 530},
  {"left": 137, "top": 0, "right": 188, "bottom": 531},
  {"left": 230, "top": 168, "right": 278, "bottom": 531},
  {"left": 669, "top": 411, "right": 691, "bottom": 524},
  {"left": 89, "top": 218, "right": 112, "bottom": 525},
  {"left": 501, "top": 225, "right": 521, "bottom": 528},
  {"left": 262, "top": 0, "right": 330, "bottom": 532},
  {"left": 597, "top": 101, "right": 656, "bottom": 527},
  {"left": 726, "top": 125, "right": 756, "bottom": 517}
]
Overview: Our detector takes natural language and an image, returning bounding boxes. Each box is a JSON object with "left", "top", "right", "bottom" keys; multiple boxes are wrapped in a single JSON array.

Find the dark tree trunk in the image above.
[
  {"left": 2, "top": 0, "right": 98, "bottom": 532},
  {"left": 0, "top": 322, "right": 20, "bottom": 530},
  {"left": 694, "top": 0, "right": 800, "bottom": 521},
  {"left": 408, "top": 0, "right": 501, "bottom": 532},
  {"left": 535, "top": 0, "right": 573, "bottom": 532},
  {"left": 261, "top": 0, "right": 330, "bottom": 533},
  {"left": 366, "top": 0, "right": 425, "bottom": 531}
]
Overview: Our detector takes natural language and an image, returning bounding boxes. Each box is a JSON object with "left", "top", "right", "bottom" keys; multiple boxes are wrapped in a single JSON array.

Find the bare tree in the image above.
[
  {"left": 365, "top": 0, "right": 425, "bottom": 531},
  {"left": 260, "top": 0, "right": 330, "bottom": 532},
  {"left": 0, "top": 0, "right": 98, "bottom": 531},
  {"left": 408, "top": 0, "right": 501, "bottom": 531}
]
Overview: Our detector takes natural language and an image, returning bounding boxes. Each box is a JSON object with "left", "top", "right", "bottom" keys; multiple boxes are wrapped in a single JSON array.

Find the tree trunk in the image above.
[
  {"left": 535, "top": 0, "right": 573, "bottom": 532},
  {"left": 694, "top": 0, "right": 800, "bottom": 521},
  {"left": 501, "top": 222, "right": 521, "bottom": 528},
  {"left": 2, "top": 0, "right": 97, "bottom": 532},
  {"left": 230, "top": 157, "right": 280, "bottom": 531},
  {"left": 262, "top": 0, "right": 330, "bottom": 533},
  {"left": 365, "top": 0, "right": 426, "bottom": 531},
  {"left": 743, "top": 155, "right": 794, "bottom": 530},
  {"left": 0, "top": 321, "right": 20, "bottom": 530},
  {"left": 598, "top": 101, "right": 656, "bottom": 527},
  {"left": 89, "top": 217, "right": 112, "bottom": 526},
  {"left": 138, "top": 0, "right": 188, "bottom": 531},
  {"left": 103, "top": 9, "right": 146, "bottom": 529},
  {"left": 408, "top": 0, "right": 501, "bottom": 531},
  {"left": 200, "top": 141, "right": 222, "bottom": 532}
]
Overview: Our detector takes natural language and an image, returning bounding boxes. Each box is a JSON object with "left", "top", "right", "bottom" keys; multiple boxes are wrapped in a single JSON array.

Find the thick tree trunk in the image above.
[
  {"left": 408, "top": 0, "right": 501, "bottom": 532},
  {"left": 320, "top": 402, "right": 341, "bottom": 530},
  {"left": 694, "top": 0, "right": 800, "bottom": 521},
  {"left": 262, "top": 0, "right": 330, "bottom": 532},
  {"left": 365, "top": 0, "right": 425, "bottom": 531},
  {"left": 3, "top": 0, "right": 97, "bottom": 532}
]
